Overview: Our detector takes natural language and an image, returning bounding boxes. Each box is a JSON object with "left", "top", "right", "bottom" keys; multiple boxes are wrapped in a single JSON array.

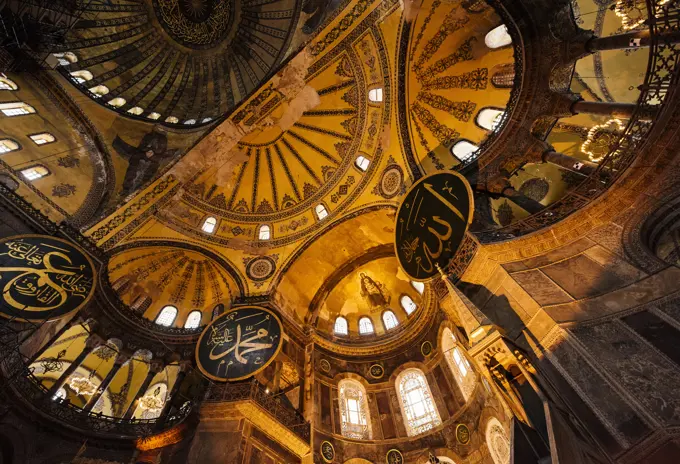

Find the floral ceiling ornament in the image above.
[{"left": 581, "top": 118, "right": 626, "bottom": 162}]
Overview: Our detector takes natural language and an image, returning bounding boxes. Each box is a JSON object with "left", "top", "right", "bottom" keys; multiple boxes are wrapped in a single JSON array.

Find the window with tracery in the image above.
[
  {"left": 411, "top": 281, "right": 424, "bottom": 295},
  {"left": 368, "top": 87, "right": 383, "bottom": 102},
  {"left": 258, "top": 224, "right": 271, "bottom": 240},
  {"left": 29, "top": 133, "right": 55, "bottom": 145},
  {"left": 477, "top": 108, "right": 505, "bottom": 132},
  {"left": 383, "top": 311, "right": 399, "bottom": 330},
  {"left": 334, "top": 316, "right": 348, "bottom": 335},
  {"left": 0, "top": 102, "right": 35, "bottom": 117},
  {"left": 451, "top": 140, "right": 479, "bottom": 163},
  {"left": 401, "top": 295, "right": 417, "bottom": 315},
  {"left": 202, "top": 217, "right": 217, "bottom": 233},
  {"left": 441, "top": 328, "right": 475, "bottom": 400},
  {"left": 486, "top": 418, "right": 511, "bottom": 464},
  {"left": 0, "top": 77, "right": 18, "bottom": 90},
  {"left": 397, "top": 368, "right": 442, "bottom": 436},
  {"left": 21, "top": 165, "right": 49, "bottom": 181},
  {"left": 184, "top": 310, "right": 202, "bottom": 329},
  {"left": 485, "top": 25, "right": 512, "bottom": 49},
  {"left": 155, "top": 306, "right": 178, "bottom": 327},
  {"left": 359, "top": 317, "right": 374, "bottom": 334},
  {"left": 315, "top": 204, "right": 329, "bottom": 220},
  {"left": 0, "top": 139, "right": 19, "bottom": 154},
  {"left": 355, "top": 155, "right": 370, "bottom": 171},
  {"left": 338, "top": 379, "right": 372, "bottom": 439}
]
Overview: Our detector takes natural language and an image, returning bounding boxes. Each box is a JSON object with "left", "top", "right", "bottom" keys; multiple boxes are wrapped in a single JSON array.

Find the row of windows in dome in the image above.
[
  {"left": 338, "top": 329, "right": 476, "bottom": 439},
  {"left": 334, "top": 285, "right": 423, "bottom": 336},
  {"left": 154, "top": 306, "right": 203, "bottom": 329}
]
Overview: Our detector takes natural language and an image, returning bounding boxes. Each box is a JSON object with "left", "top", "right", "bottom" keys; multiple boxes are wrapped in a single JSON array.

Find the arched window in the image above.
[
  {"left": 52, "top": 387, "right": 67, "bottom": 401},
  {"left": 212, "top": 304, "right": 224, "bottom": 320},
  {"left": 131, "top": 295, "right": 152, "bottom": 315},
  {"left": 339, "top": 379, "right": 371, "bottom": 439},
  {"left": 411, "top": 281, "right": 424, "bottom": 295},
  {"left": 0, "top": 102, "right": 35, "bottom": 117},
  {"left": 148, "top": 112, "right": 161, "bottom": 120},
  {"left": 368, "top": 88, "right": 383, "bottom": 102},
  {"left": 258, "top": 224, "right": 271, "bottom": 240},
  {"left": 165, "top": 116, "right": 179, "bottom": 124},
  {"left": 355, "top": 155, "right": 370, "bottom": 171},
  {"left": 477, "top": 108, "right": 505, "bottom": 132},
  {"left": 451, "top": 140, "right": 479, "bottom": 163},
  {"left": 53, "top": 52, "right": 77, "bottom": 66},
  {"left": 359, "top": 317, "right": 374, "bottom": 335},
  {"left": 21, "top": 165, "right": 49, "bottom": 181},
  {"left": 89, "top": 85, "right": 109, "bottom": 98},
  {"left": 382, "top": 310, "right": 399, "bottom": 330},
  {"left": 29, "top": 133, "right": 56, "bottom": 145},
  {"left": 0, "top": 77, "right": 18, "bottom": 90},
  {"left": 70, "top": 70, "right": 93, "bottom": 83},
  {"left": 397, "top": 368, "right": 442, "bottom": 436},
  {"left": 400, "top": 295, "right": 417, "bottom": 315},
  {"left": 155, "top": 306, "right": 178, "bottom": 327},
  {"left": 184, "top": 310, "right": 202, "bottom": 329},
  {"left": 334, "top": 316, "right": 348, "bottom": 335},
  {"left": 0, "top": 139, "right": 19, "bottom": 153},
  {"left": 202, "top": 217, "right": 217, "bottom": 233},
  {"left": 315, "top": 204, "right": 328, "bottom": 220},
  {"left": 201, "top": 117, "right": 213, "bottom": 123},
  {"left": 108, "top": 97, "right": 126, "bottom": 108},
  {"left": 486, "top": 418, "right": 511, "bottom": 464},
  {"left": 184, "top": 119, "right": 197, "bottom": 125},
  {"left": 127, "top": 107, "right": 144, "bottom": 115},
  {"left": 485, "top": 25, "right": 512, "bottom": 49},
  {"left": 491, "top": 63, "right": 515, "bottom": 88},
  {"left": 441, "top": 328, "right": 475, "bottom": 400}
]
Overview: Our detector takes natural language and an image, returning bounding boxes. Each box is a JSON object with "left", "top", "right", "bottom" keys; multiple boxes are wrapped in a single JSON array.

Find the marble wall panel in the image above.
[
  {"left": 541, "top": 254, "right": 625, "bottom": 299},
  {"left": 511, "top": 270, "right": 574, "bottom": 306}
]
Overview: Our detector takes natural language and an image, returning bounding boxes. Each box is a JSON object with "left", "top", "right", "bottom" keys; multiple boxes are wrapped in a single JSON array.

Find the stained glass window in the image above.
[
  {"left": 339, "top": 379, "right": 371, "bottom": 439},
  {"left": 401, "top": 295, "right": 417, "bottom": 315},
  {"left": 334, "top": 316, "right": 348, "bottom": 335},
  {"left": 184, "top": 310, "right": 202, "bottom": 329},
  {"left": 155, "top": 306, "right": 177, "bottom": 327},
  {"left": 383, "top": 311, "right": 398, "bottom": 330},
  {"left": 359, "top": 317, "right": 374, "bottom": 335},
  {"left": 397, "top": 368, "right": 442, "bottom": 436}
]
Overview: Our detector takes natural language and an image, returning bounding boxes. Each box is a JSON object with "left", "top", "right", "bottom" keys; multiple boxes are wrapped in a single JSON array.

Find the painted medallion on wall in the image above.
[
  {"left": 386, "top": 448, "right": 405, "bottom": 464},
  {"left": 421, "top": 341, "right": 433, "bottom": 357},
  {"left": 320, "top": 358, "right": 332, "bottom": 374},
  {"left": 196, "top": 306, "right": 283, "bottom": 381},
  {"left": 456, "top": 423, "right": 471, "bottom": 444},
  {"left": 369, "top": 364, "right": 384, "bottom": 379},
  {"left": 395, "top": 172, "right": 474, "bottom": 281},
  {"left": 320, "top": 441, "right": 335, "bottom": 463},
  {"left": 0, "top": 236, "right": 95, "bottom": 322}
]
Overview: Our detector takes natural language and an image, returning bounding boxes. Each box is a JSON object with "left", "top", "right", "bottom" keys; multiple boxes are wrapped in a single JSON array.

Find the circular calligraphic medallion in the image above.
[
  {"left": 320, "top": 441, "right": 335, "bottom": 463},
  {"left": 195, "top": 306, "right": 283, "bottom": 382},
  {"left": 395, "top": 171, "right": 474, "bottom": 282},
  {"left": 369, "top": 364, "right": 384, "bottom": 379},
  {"left": 320, "top": 359, "right": 331, "bottom": 373},
  {"left": 0, "top": 235, "right": 96, "bottom": 322},
  {"left": 456, "top": 423, "right": 471, "bottom": 444},
  {"left": 421, "top": 341, "right": 433, "bottom": 357},
  {"left": 386, "top": 448, "right": 404, "bottom": 464}
]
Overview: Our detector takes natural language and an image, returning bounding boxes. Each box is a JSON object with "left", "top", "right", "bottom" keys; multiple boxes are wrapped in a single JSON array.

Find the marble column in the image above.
[
  {"left": 123, "top": 362, "right": 164, "bottom": 419},
  {"left": 47, "top": 335, "right": 102, "bottom": 398},
  {"left": 83, "top": 353, "right": 130, "bottom": 412}
]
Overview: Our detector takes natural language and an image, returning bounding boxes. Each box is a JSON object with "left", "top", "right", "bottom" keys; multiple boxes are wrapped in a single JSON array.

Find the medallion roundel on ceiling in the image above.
[
  {"left": 246, "top": 256, "right": 277, "bottom": 282},
  {"left": 153, "top": 0, "right": 232, "bottom": 49}
]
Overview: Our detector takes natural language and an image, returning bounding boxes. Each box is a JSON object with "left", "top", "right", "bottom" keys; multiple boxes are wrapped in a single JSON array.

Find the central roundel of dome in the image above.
[{"left": 153, "top": 0, "right": 233, "bottom": 49}]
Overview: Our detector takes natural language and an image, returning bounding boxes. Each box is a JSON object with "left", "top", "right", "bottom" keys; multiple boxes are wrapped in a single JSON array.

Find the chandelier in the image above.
[
  {"left": 39, "top": 349, "right": 66, "bottom": 374},
  {"left": 138, "top": 386, "right": 164, "bottom": 411},
  {"left": 614, "top": 0, "right": 670, "bottom": 31},
  {"left": 69, "top": 376, "right": 97, "bottom": 396}
]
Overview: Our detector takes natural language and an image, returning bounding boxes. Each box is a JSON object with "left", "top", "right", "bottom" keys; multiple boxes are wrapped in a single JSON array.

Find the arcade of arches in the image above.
[{"left": 1, "top": 0, "right": 680, "bottom": 463}]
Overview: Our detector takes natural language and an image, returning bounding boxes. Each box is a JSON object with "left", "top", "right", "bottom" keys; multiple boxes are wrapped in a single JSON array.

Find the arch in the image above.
[
  {"left": 184, "top": 310, "right": 203, "bottom": 329},
  {"left": 20, "top": 165, "right": 50, "bottom": 181},
  {"left": 315, "top": 203, "right": 329, "bottom": 220},
  {"left": 155, "top": 305, "right": 178, "bottom": 327},
  {"left": 334, "top": 316, "right": 349, "bottom": 335},
  {"left": 441, "top": 327, "right": 475, "bottom": 400},
  {"left": 400, "top": 294, "right": 417, "bottom": 315},
  {"left": 127, "top": 106, "right": 144, "bottom": 115},
  {"left": 382, "top": 310, "right": 399, "bottom": 330},
  {"left": 355, "top": 154, "right": 370, "bottom": 171},
  {"left": 486, "top": 418, "right": 511, "bottom": 464},
  {"left": 0, "top": 139, "right": 20, "bottom": 153},
  {"left": 338, "top": 378, "right": 372, "bottom": 439},
  {"left": 0, "top": 102, "right": 36, "bottom": 117},
  {"left": 368, "top": 87, "right": 384, "bottom": 103},
  {"left": 358, "top": 316, "right": 374, "bottom": 334},
  {"left": 202, "top": 216, "right": 217, "bottom": 234},
  {"left": 451, "top": 140, "right": 479, "bottom": 163},
  {"left": 396, "top": 368, "right": 442, "bottom": 436},
  {"left": 88, "top": 85, "right": 109, "bottom": 98},
  {"left": 70, "top": 70, "right": 93, "bottom": 83},
  {"left": 29, "top": 133, "right": 56, "bottom": 145},
  {"left": 476, "top": 107, "right": 505, "bottom": 131},
  {"left": 411, "top": 280, "right": 425, "bottom": 295},
  {"left": 258, "top": 224, "right": 271, "bottom": 240},
  {"left": 0, "top": 77, "right": 18, "bottom": 90},
  {"left": 485, "top": 25, "right": 512, "bottom": 49}
]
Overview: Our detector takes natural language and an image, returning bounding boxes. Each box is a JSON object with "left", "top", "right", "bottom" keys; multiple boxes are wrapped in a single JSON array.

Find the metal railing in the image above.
[
  {"left": 475, "top": 0, "right": 680, "bottom": 243},
  {"left": 205, "top": 379, "right": 311, "bottom": 442}
]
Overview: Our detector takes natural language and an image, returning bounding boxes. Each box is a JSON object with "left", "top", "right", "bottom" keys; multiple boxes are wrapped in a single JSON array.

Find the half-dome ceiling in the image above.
[{"left": 54, "top": 0, "right": 332, "bottom": 125}]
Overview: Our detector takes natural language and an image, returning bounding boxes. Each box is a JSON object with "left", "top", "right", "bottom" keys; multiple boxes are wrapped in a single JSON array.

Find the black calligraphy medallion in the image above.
[
  {"left": 395, "top": 172, "right": 474, "bottom": 281},
  {"left": 456, "top": 423, "right": 471, "bottom": 444},
  {"left": 320, "top": 441, "right": 335, "bottom": 463},
  {"left": 196, "top": 306, "right": 283, "bottom": 382},
  {"left": 386, "top": 448, "right": 404, "bottom": 464},
  {"left": 421, "top": 341, "right": 433, "bottom": 357},
  {"left": 0, "top": 236, "right": 96, "bottom": 322}
]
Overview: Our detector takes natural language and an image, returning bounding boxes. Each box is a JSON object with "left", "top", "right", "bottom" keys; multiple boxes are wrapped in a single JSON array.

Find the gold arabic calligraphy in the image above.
[{"left": 208, "top": 321, "right": 274, "bottom": 365}]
